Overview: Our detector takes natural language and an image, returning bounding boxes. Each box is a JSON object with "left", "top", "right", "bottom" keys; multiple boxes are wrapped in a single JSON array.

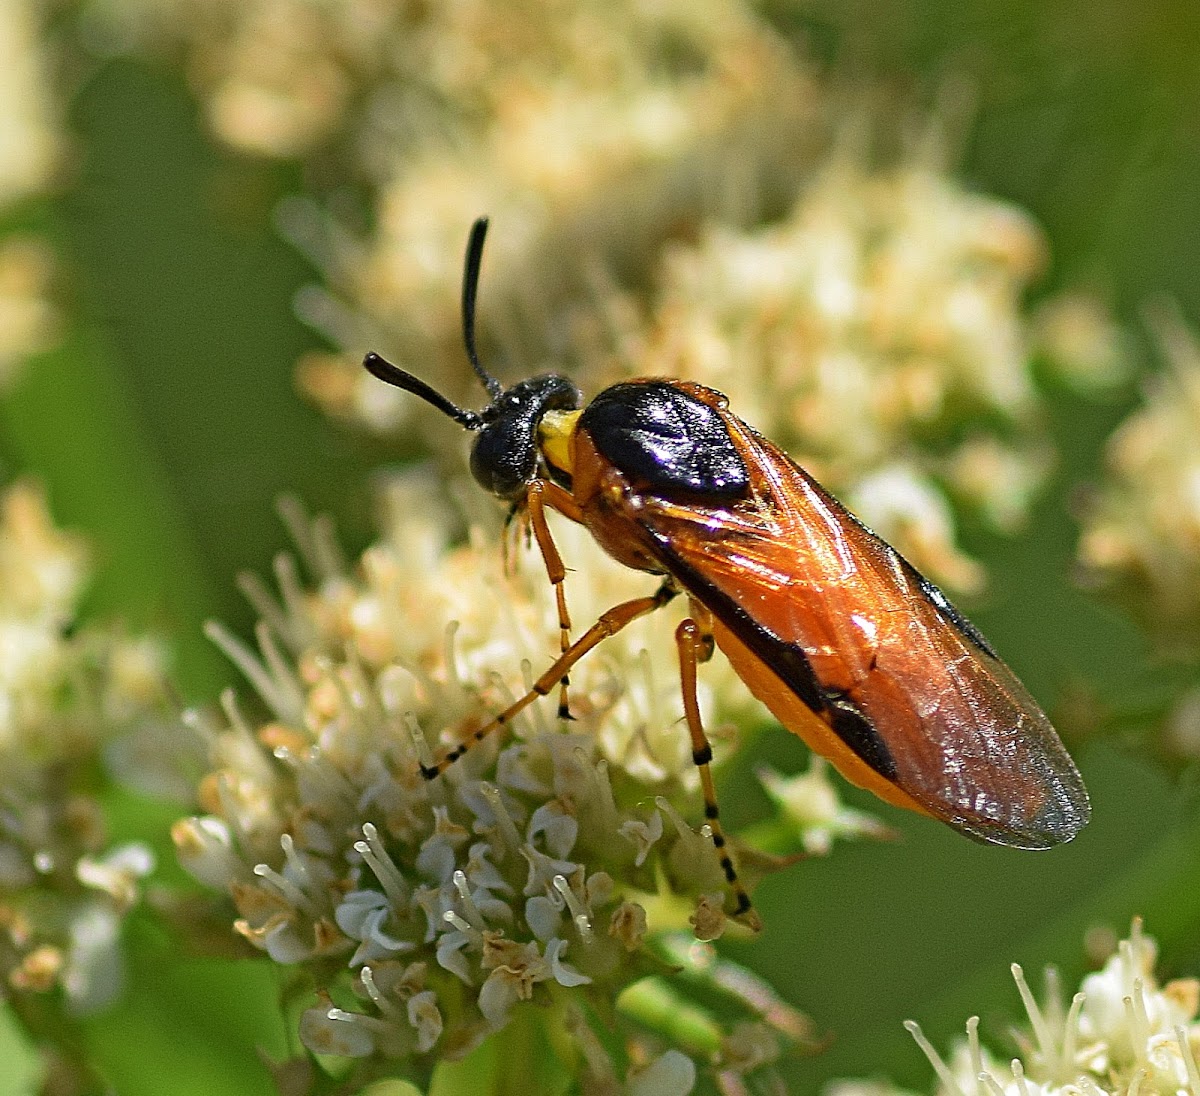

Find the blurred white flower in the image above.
[
  {"left": 0, "top": 483, "right": 168, "bottom": 1013},
  {"left": 1078, "top": 306, "right": 1200, "bottom": 628},
  {"left": 0, "top": 0, "right": 60, "bottom": 205},
  {"left": 583, "top": 138, "right": 1059, "bottom": 591},
  {"left": 0, "top": 236, "right": 58, "bottom": 390},
  {"left": 758, "top": 757, "right": 892, "bottom": 857}
]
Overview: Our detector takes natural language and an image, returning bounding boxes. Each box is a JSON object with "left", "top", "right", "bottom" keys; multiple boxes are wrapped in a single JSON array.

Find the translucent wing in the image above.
[{"left": 628, "top": 419, "right": 1089, "bottom": 848}]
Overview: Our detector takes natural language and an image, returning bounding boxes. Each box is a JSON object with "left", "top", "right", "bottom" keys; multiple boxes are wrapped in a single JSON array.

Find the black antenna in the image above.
[
  {"left": 362, "top": 351, "right": 481, "bottom": 429},
  {"left": 462, "top": 217, "right": 505, "bottom": 402}
]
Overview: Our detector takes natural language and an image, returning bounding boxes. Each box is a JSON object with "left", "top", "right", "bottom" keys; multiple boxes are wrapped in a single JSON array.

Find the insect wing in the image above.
[{"left": 632, "top": 422, "right": 1089, "bottom": 848}]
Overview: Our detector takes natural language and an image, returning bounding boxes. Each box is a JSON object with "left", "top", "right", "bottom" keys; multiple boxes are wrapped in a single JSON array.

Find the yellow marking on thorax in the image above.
[{"left": 538, "top": 409, "right": 582, "bottom": 476}]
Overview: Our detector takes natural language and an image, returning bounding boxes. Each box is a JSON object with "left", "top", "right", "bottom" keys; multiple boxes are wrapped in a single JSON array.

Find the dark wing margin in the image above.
[
  {"left": 648, "top": 533, "right": 902, "bottom": 784},
  {"left": 911, "top": 568, "right": 999, "bottom": 661}
]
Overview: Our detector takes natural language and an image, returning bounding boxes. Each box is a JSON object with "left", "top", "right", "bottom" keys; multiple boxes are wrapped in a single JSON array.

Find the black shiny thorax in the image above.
[
  {"left": 469, "top": 373, "right": 582, "bottom": 499},
  {"left": 580, "top": 381, "right": 750, "bottom": 498}
]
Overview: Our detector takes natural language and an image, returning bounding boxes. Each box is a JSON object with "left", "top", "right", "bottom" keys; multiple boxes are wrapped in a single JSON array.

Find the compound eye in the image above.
[
  {"left": 467, "top": 373, "right": 582, "bottom": 500},
  {"left": 470, "top": 421, "right": 538, "bottom": 500}
]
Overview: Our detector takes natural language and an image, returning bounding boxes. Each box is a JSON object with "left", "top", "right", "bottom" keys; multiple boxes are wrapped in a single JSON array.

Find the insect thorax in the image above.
[{"left": 578, "top": 381, "right": 750, "bottom": 499}]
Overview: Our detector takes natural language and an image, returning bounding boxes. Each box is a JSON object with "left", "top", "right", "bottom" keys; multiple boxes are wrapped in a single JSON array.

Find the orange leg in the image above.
[
  {"left": 420, "top": 583, "right": 677, "bottom": 777},
  {"left": 676, "top": 607, "right": 756, "bottom": 925},
  {"left": 525, "top": 480, "right": 577, "bottom": 719},
  {"left": 532, "top": 478, "right": 585, "bottom": 525}
]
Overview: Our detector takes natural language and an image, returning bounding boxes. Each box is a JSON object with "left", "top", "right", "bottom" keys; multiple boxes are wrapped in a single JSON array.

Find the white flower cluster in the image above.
[
  {"left": 301, "top": 115, "right": 1113, "bottom": 597},
  {"left": 176, "top": 484, "right": 871, "bottom": 1080},
  {"left": 0, "top": 482, "right": 88, "bottom": 742},
  {"left": 0, "top": 482, "right": 163, "bottom": 1013},
  {"left": 74, "top": 2, "right": 1127, "bottom": 604},
  {"left": 86, "top": 0, "right": 776, "bottom": 162},
  {"left": 0, "top": 1, "right": 59, "bottom": 206},
  {"left": 1078, "top": 307, "right": 1200, "bottom": 630},
  {"left": 582, "top": 139, "right": 1060, "bottom": 592},
  {"left": 0, "top": 0, "right": 60, "bottom": 388},
  {"left": 78, "top": 0, "right": 806, "bottom": 425},
  {"left": 831, "top": 920, "right": 1200, "bottom": 1096}
]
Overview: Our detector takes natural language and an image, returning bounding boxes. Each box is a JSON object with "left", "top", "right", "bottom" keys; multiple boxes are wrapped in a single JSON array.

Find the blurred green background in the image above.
[{"left": 3, "top": 1, "right": 1200, "bottom": 1092}]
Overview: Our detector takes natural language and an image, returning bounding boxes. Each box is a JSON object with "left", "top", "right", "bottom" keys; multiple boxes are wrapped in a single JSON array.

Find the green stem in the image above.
[{"left": 617, "top": 978, "right": 724, "bottom": 1058}]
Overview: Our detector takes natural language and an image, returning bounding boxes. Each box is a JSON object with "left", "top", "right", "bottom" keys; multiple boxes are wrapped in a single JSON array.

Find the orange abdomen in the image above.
[{"left": 711, "top": 617, "right": 935, "bottom": 818}]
